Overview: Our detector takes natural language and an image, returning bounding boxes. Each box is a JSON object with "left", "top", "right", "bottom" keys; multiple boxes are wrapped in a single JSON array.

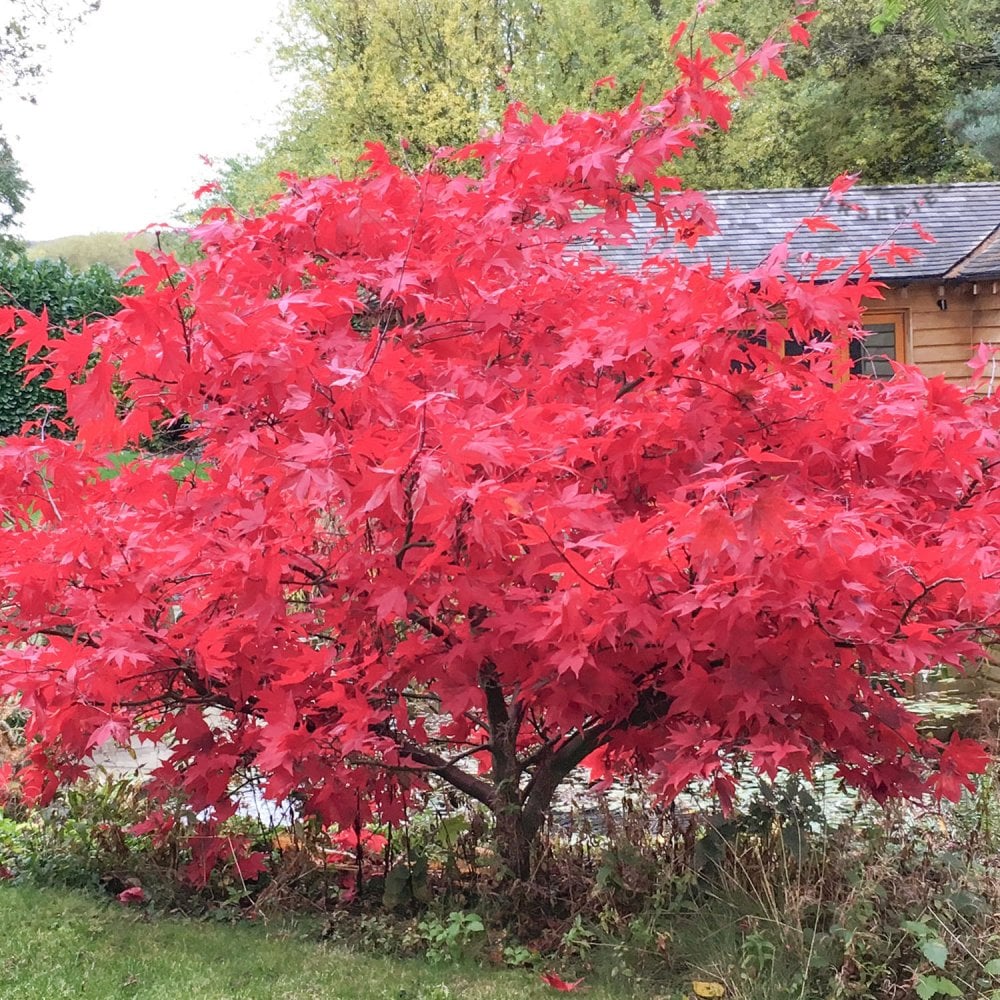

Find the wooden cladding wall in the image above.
[{"left": 875, "top": 284, "right": 1000, "bottom": 385}]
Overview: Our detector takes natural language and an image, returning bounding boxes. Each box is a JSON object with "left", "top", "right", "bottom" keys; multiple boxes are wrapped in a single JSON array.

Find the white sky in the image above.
[{"left": 4, "top": 0, "right": 294, "bottom": 241}]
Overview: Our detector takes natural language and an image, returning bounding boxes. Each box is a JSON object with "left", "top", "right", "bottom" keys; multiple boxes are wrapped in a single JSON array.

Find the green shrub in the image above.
[{"left": 0, "top": 254, "right": 128, "bottom": 435}]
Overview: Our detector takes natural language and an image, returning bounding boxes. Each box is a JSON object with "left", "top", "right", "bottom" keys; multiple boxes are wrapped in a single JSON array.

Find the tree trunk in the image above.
[
  {"left": 475, "top": 662, "right": 648, "bottom": 882},
  {"left": 489, "top": 735, "right": 601, "bottom": 881},
  {"left": 493, "top": 796, "right": 534, "bottom": 881}
]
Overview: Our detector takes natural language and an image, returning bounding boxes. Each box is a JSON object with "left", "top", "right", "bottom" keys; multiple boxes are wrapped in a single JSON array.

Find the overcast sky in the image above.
[{"left": 5, "top": 0, "right": 294, "bottom": 241}]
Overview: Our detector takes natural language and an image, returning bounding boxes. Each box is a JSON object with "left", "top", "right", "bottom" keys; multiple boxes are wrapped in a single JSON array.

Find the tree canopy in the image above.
[
  {"left": 0, "top": 137, "right": 29, "bottom": 250},
  {"left": 0, "top": 16, "right": 996, "bottom": 882},
  {"left": 948, "top": 36, "right": 1000, "bottom": 170},
  {"left": 683, "top": 0, "right": 1000, "bottom": 188},
  {"left": 220, "top": 0, "right": 999, "bottom": 212}
]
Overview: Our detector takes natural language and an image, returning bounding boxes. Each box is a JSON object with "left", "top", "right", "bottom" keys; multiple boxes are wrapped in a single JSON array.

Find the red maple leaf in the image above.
[
  {"left": 829, "top": 172, "right": 860, "bottom": 196},
  {"left": 802, "top": 216, "right": 840, "bottom": 232},
  {"left": 541, "top": 971, "right": 586, "bottom": 991},
  {"left": 117, "top": 886, "right": 146, "bottom": 906}
]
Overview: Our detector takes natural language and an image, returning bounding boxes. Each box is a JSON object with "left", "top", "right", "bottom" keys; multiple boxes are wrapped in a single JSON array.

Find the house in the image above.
[{"left": 600, "top": 182, "right": 1000, "bottom": 386}]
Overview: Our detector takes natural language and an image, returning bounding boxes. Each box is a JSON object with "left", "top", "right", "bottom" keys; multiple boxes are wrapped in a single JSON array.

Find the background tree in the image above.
[
  {"left": 871, "top": 0, "right": 970, "bottom": 34},
  {"left": 948, "top": 36, "right": 1000, "bottom": 169},
  {"left": 224, "top": 0, "right": 688, "bottom": 207},
  {"left": 0, "top": 22, "right": 995, "bottom": 883},
  {"left": 221, "top": 0, "right": 999, "bottom": 212},
  {"left": 683, "top": 0, "right": 1000, "bottom": 188},
  {"left": 0, "top": 136, "right": 29, "bottom": 252}
]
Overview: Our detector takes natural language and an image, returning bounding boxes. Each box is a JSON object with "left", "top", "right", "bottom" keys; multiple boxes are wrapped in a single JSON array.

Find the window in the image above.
[
  {"left": 731, "top": 310, "right": 908, "bottom": 383},
  {"left": 851, "top": 311, "right": 906, "bottom": 380}
]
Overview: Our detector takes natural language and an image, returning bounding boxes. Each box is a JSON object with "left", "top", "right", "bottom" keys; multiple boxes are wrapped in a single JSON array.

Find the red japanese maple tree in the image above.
[{"left": 0, "top": 17, "right": 997, "bottom": 879}]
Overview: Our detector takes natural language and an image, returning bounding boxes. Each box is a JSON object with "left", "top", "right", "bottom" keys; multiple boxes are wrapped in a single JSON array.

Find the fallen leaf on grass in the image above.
[
  {"left": 692, "top": 982, "right": 725, "bottom": 998},
  {"left": 541, "top": 970, "right": 585, "bottom": 991}
]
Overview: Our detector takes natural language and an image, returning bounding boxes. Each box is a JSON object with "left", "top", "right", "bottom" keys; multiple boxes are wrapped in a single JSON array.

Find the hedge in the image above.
[{"left": 0, "top": 255, "right": 129, "bottom": 436}]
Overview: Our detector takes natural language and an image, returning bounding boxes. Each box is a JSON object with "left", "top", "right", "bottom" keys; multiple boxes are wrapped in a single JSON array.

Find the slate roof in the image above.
[
  {"left": 597, "top": 182, "right": 1000, "bottom": 283},
  {"left": 950, "top": 226, "right": 1000, "bottom": 280}
]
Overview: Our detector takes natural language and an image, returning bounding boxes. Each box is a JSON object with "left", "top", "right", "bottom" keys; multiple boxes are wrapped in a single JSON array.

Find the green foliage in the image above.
[
  {"left": 682, "top": 0, "right": 1000, "bottom": 189},
  {"left": 0, "top": 253, "right": 123, "bottom": 327},
  {"left": 948, "top": 34, "right": 1000, "bottom": 169},
  {"left": 501, "top": 943, "right": 538, "bottom": 968},
  {"left": 528, "top": 771, "right": 1000, "bottom": 998},
  {"left": 0, "top": 253, "right": 126, "bottom": 435},
  {"left": 915, "top": 976, "right": 963, "bottom": 998},
  {"left": 871, "top": 0, "right": 952, "bottom": 34},
  {"left": 1, "top": 773, "right": 280, "bottom": 919},
  {"left": 0, "top": 136, "right": 29, "bottom": 253},
  {"left": 0, "top": 777, "right": 146, "bottom": 892},
  {"left": 218, "top": 0, "right": 999, "bottom": 213},
  {"left": 222, "top": 0, "right": 693, "bottom": 207},
  {"left": 900, "top": 916, "right": 1000, "bottom": 999},
  {"left": 417, "top": 911, "right": 486, "bottom": 964},
  {"left": 949, "top": 84, "right": 1000, "bottom": 167},
  {"left": 383, "top": 853, "right": 432, "bottom": 909}
]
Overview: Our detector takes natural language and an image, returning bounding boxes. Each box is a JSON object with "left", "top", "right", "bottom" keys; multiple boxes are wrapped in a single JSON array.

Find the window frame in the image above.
[
  {"left": 734, "top": 308, "right": 909, "bottom": 383},
  {"left": 850, "top": 309, "right": 908, "bottom": 380}
]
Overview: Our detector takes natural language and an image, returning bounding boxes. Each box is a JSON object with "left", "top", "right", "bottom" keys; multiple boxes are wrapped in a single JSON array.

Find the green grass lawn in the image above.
[{"left": 0, "top": 885, "right": 674, "bottom": 1000}]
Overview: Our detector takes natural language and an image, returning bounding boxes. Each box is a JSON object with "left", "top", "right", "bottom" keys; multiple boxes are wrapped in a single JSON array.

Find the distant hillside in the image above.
[{"left": 25, "top": 232, "right": 157, "bottom": 272}]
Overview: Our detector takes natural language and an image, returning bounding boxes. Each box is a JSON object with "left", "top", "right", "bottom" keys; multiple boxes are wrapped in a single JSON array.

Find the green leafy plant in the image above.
[
  {"left": 383, "top": 852, "right": 431, "bottom": 910},
  {"left": 502, "top": 942, "right": 538, "bottom": 968},
  {"left": 417, "top": 911, "right": 486, "bottom": 964},
  {"left": 560, "top": 914, "right": 600, "bottom": 959},
  {"left": 901, "top": 916, "right": 1000, "bottom": 999},
  {"left": 739, "top": 929, "right": 777, "bottom": 977}
]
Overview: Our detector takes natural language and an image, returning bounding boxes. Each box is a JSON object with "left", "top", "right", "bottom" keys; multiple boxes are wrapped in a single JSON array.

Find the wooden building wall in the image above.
[{"left": 874, "top": 282, "right": 1000, "bottom": 386}]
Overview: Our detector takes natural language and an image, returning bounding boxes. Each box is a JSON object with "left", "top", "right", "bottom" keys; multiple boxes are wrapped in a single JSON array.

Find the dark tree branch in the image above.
[{"left": 393, "top": 736, "right": 496, "bottom": 809}]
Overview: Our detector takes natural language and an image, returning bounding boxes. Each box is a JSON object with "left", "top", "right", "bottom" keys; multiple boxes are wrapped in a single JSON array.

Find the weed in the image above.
[
  {"left": 418, "top": 911, "right": 486, "bottom": 963},
  {"left": 502, "top": 942, "right": 538, "bottom": 968}
]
